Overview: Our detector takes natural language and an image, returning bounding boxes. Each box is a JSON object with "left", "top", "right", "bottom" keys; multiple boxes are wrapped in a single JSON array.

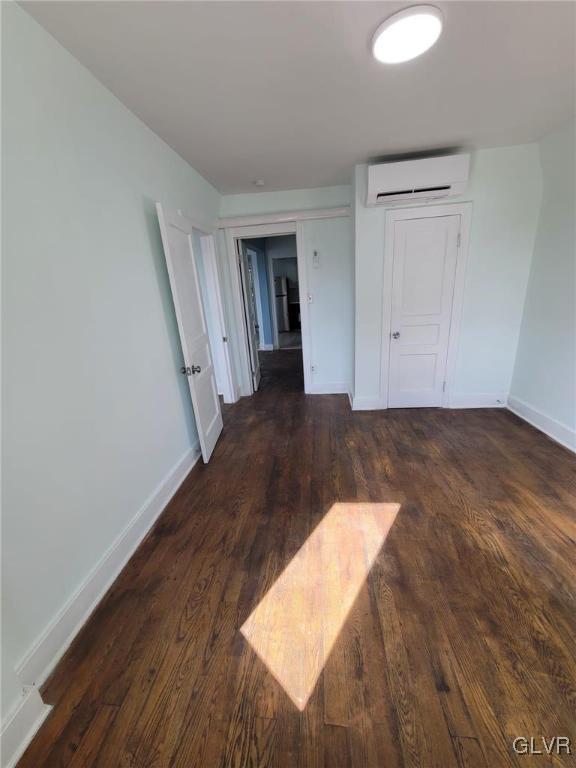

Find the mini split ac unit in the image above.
[{"left": 366, "top": 153, "right": 470, "bottom": 205}]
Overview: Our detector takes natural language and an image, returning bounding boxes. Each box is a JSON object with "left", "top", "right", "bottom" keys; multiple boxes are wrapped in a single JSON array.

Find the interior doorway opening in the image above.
[
  {"left": 236, "top": 233, "right": 304, "bottom": 391},
  {"left": 273, "top": 264, "right": 302, "bottom": 350}
]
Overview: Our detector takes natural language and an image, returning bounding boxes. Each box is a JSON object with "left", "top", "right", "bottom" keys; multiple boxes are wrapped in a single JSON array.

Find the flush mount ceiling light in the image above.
[{"left": 372, "top": 5, "right": 443, "bottom": 64}]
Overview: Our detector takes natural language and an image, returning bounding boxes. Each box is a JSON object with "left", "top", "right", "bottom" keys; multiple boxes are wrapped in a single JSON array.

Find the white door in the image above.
[
  {"left": 237, "top": 241, "right": 261, "bottom": 391},
  {"left": 156, "top": 203, "right": 223, "bottom": 462},
  {"left": 388, "top": 214, "right": 460, "bottom": 408}
]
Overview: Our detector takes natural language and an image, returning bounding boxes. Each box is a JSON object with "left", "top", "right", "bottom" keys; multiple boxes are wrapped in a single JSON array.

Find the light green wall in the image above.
[
  {"left": 353, "top": 144, "right": 542, "bottom": 405},
  {"left": 451, "top": 145, "right": 542, "bottom": 398},
  {"left": 510, "top": 120, "right": 576, "bottom": 436},
  {"left": 220, "top": 185, "right": 351, "bottom": 217},
  {"left": 2, "top": 3, "right": 220, "bottom": 718},
  {"left": 302, "top": 217, "right": 354, "bottom": 391}
]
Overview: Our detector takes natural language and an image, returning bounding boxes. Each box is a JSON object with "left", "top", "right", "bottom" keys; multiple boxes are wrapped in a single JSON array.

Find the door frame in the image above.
[
  {"left": 380, "top": 202, "right": 472, "bottom": 408},
  {"left": 224, "top": 221, "right": 312, "bottom": 394}
]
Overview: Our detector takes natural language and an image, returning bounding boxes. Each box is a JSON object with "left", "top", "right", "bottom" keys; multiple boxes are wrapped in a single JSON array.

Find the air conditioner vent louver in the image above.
[
  {"left": 376, "top": 189, "right": 413, "bottom": 199},
  {"left": 367, "top": 155, "right": 470, "bottom": 206},
  {"left": 376, "top": 185, "right": 451, "bottom": 200}
]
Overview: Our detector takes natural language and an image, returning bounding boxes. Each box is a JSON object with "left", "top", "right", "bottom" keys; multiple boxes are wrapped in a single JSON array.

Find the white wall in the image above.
[
  {"left": 301, "top": 217, "right": 354, "bottom": 393},
  {"left": 509, "top": 119, "right": 576, "bottom": 449},
  {"left": 2, "top": 3, "right": 220, "bottom": 743},
  {"left": 353, "top": 144, "right": 542, "bottom": 408}
]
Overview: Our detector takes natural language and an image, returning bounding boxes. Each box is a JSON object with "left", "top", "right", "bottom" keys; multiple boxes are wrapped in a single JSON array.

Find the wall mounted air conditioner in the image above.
[{"left": 366, "top": 153, "right": 470, "bottom": 206}]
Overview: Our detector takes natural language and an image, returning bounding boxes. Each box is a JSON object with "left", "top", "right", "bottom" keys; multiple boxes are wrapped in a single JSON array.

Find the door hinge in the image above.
[
  {"left": 457, "top": 232, "right": 461, "bottom": 248},
  {"left": 222, "top": 336, "right": 228, "bottom": 342}
]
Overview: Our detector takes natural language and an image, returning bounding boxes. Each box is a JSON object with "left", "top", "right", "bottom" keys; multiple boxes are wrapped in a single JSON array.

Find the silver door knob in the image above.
[{"left": 392, "top": 331, "right": 400, "bottom": 339}]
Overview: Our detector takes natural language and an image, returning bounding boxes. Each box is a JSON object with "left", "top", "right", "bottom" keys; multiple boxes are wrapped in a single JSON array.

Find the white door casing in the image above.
[
  {"left": 156, "top": 203, "right": 223, "bottom": 462},
  {"left": 238, "top": 240, "right": 261, "bottom": 390},
  {"left": 388, "top": 213, "right": 461, "bottom": 408}
]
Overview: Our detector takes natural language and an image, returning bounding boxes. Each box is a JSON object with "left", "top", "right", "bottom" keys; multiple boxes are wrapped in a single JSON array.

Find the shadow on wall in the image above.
[{"left": 142, "top": 197, "right": 199, "bottom": 449}]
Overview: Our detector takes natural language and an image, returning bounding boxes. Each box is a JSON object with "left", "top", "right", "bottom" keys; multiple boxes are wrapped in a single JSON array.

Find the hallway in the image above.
[{"left": 18, "top": 379, "right": 576, "bottom": 766}]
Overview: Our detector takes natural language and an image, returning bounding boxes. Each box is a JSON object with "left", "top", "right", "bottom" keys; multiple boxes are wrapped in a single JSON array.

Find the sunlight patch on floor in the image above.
[{"left": 240, "top": 502, "right": 399, "bottom": 710}]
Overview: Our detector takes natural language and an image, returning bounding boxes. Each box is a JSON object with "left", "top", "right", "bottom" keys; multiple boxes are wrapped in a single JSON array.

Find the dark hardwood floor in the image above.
[{"left": 19, "top": 351, "right": 576, "bottom": 767}]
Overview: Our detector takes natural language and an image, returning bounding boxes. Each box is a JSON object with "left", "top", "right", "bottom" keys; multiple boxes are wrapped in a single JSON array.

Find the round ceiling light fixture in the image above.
[{"left": 372, "top": 5, "right": 443, "bottom": 64}]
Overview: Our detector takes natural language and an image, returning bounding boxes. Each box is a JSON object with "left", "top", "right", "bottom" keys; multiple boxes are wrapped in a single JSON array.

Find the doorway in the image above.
[
  {"left": 235, "top": 230, "right": 305, "bottom": 392},
  {"left": 267, "top": 236, "right": 302, "bottom": 351}
]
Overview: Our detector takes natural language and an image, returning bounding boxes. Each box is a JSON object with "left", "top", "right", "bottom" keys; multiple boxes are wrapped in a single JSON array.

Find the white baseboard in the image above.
[
  {"left": 350, "top": 392, "right": 508, "bottom": 411},
  {"left": 258, "top": 343, "right": 274, "bottom": 352},
  {"left": 447, "top": 392, "right": 508, "bottom": 408},
  {"left": 507, "top": 396, "right": 576, "bottom": 453},
  {"left": 16, "top": 445, "right": 201, "bottom": 688},
  {"left": 351, "top": 395, "right": 387, "bottom": 411},
  {"left": 1, "top": 686, "right": 52, "bottom": 768},
  {"left": 347, "top": 388, "right": 354, "bottom": 409},
  {"left": 307, "top": 382, "right": 349, "bottom": 395}
]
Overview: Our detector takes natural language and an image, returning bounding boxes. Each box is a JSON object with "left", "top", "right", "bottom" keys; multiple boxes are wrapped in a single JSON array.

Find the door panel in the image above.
[
  {"left": 401, "top": 324, "right": 440, "bottom": 345},
  {"left": 156, "top": 203, "right": 223, "bottom": 462},
  {"left": 397, "top": 354, "right": 437, "bottom": 390},
  {"left": 388, "top": 215, "right": 460, "bottom": 408}
]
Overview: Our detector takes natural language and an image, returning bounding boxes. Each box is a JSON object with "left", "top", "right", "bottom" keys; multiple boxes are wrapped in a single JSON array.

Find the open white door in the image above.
[
  {"left": 156, "top": 203, "right": 223, "bottom": 462},
  {"left": 237, "top": 240, "right": 261, "bottom": 391}
]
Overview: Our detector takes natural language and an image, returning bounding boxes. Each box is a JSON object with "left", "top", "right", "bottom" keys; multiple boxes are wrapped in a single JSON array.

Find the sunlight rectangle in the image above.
[{"left": 240, "top": 502, "right": 399, "bottom": 710}]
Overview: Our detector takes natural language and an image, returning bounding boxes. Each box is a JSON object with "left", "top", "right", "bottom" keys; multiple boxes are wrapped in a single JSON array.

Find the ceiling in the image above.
[{"left": 23, "top": 1, "right": 575, "bottom": 194}]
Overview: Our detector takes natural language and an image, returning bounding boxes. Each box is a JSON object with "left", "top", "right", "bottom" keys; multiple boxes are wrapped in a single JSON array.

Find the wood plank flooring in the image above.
[{"left": 19, "top": 350, "right": 576, "bottom": 767}]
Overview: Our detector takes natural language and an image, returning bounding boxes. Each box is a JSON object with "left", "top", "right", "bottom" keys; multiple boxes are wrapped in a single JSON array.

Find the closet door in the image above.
[{"left": 388, "top": 214, "right": 460, "bottom": 408}]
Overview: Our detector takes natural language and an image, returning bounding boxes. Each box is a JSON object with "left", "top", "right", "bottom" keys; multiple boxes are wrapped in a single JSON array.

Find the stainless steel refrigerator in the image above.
[{"left": 274, "top": 276, "right": 290, "bottom": 332}]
